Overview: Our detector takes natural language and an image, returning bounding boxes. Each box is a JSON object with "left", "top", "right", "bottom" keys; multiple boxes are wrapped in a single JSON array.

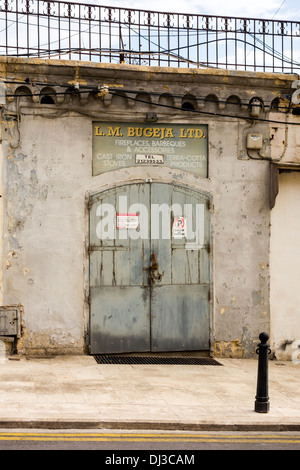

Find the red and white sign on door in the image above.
[
  {"left": 117, "top": 213, "right": 139, "bottom": 229},
  {"left": 173, "top": 217, "right": 186, "bottom": 238}
]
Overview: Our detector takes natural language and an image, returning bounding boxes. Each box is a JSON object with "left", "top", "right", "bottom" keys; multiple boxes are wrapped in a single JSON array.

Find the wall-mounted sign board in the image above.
[{"left": 92, "top": 122, "right": 208, "bottom": 178}]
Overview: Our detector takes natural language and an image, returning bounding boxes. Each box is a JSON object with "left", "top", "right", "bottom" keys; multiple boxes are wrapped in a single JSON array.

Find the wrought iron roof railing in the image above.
[{"left": 0, "top": 0, "right": 300, "bottom": 73}]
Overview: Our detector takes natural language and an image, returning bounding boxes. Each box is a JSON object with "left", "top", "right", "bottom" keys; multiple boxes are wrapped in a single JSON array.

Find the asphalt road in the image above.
[{"left": 0, "top": 429, "right": 300, "bottom": 452}]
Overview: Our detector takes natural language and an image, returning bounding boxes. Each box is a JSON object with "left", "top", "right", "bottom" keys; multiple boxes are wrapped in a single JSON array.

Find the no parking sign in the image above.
[{"left": 173, "top": 217, "right": 186, "bottom": 238}]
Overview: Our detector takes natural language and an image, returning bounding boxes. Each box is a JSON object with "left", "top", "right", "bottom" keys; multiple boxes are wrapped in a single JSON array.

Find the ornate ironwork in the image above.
[{"left": 0, "top": 0, "right": 299, "bottom": 72}]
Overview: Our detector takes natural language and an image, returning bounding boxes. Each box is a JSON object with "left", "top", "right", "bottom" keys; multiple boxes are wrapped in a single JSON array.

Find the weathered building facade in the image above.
[{"left": 0, "top": 56, "right": 299, "bottom": 359}]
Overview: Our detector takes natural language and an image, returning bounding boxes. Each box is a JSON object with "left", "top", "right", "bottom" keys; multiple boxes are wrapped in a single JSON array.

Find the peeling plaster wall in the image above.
[
  {"left": 1, "top": 58, "right": 292, "bottom": 357},
  {"left": 270, "top": 171, "right": 300, "bottom": 360},
  {"left": 209, "top": 121, "right": 271, "bottom": 357},
  {"left": 1, "top": 114, "right": 271, "bottom": 357},
  {"left": 0, "top": 127, "right": 4, "bottom": 305},
  {"left": 2, "top": 116, "right": 91, "bottom": 354}
]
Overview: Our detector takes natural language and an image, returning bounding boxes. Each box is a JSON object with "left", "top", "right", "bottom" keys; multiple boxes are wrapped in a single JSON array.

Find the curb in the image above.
[{"left": 0, "top": 420, "right": 300, "bottom": 431}]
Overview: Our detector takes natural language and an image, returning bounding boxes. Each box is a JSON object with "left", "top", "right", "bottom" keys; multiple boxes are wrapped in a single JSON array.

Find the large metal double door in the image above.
[{"left": 89, "top": 183, "right": 211, "bottom": 354}]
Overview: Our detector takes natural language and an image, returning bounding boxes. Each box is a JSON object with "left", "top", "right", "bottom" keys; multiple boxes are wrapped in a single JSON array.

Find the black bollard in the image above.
[{"left": 254, "top": 332, "right": 270, "bottom": 413}]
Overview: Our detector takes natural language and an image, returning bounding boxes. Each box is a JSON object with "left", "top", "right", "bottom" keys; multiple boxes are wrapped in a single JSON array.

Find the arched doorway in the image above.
[{"left": 89, "top": 182, "right": 212, "bottom": 354}]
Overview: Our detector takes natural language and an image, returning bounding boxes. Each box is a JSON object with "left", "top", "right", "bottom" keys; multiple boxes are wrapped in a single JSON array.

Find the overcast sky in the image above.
[{"left": 85, "top": 0, "right": 299, "bottom": 21}]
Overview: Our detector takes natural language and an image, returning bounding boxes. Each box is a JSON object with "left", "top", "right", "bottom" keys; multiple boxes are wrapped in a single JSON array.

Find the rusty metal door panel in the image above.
[
  {"left": 89, "top": 182, "right": 211, "bottom": 354},
  {"left": 150, "top": 183, "right": 210, "bottom": 351},
  {"left": 90, "top": 286, "right": 150, "bottom": 353},
  {"left": 151, "top": 285, "right": 210, "bottom": 351},
  {"left": 89, "top": 184, "right": 151, "bottom": 354},
  {"left": 150, "top": 183, "right": 173, "bottom": 285}
]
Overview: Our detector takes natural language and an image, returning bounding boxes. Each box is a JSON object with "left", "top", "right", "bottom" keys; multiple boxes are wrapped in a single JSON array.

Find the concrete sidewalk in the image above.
[{"left": 0, "top": 355, "right": 299, "bottom": 431}]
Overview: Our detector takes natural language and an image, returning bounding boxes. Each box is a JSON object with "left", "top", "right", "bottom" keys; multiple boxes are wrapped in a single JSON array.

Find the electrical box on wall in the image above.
[
  {"left": 0, "top": 306, "right": 21, "bottom": 337},
  {"left": 247, "top": 133, "right": 263, "bottom": 150}
]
